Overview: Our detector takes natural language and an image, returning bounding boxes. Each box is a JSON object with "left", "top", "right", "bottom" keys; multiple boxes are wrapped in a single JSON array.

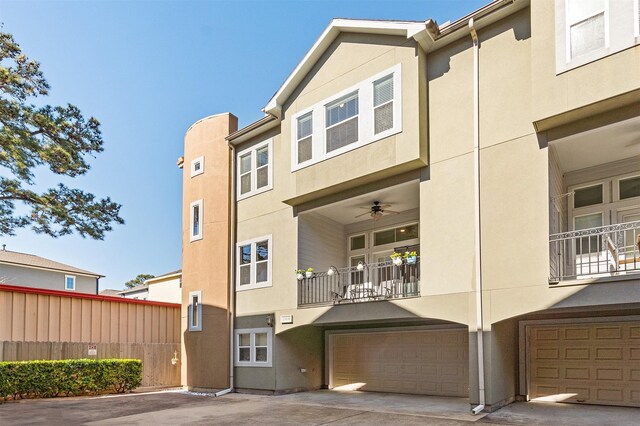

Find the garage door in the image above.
[
  {"left": 528, "top": 321, "right": 640, "bottom": 407},
  {"left": 329, "top": 328, "right": 468, "bottom": 396}
]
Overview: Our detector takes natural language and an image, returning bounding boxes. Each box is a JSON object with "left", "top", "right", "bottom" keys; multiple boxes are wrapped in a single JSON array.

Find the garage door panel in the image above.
[
  {"left": 331, "top": 328, "right": 468, "bottom": 397},
  {"left": 529, "top": 321, "right": 640, "bottom": 407}
]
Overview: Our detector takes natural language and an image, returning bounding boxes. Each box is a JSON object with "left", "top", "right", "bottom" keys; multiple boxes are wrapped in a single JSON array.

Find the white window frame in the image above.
[
  {"left": 372, "top": 222, "right": 420, "bottom": 249},
  {"left": 236, "top": 235, "right": 272, "bottom": 291},
  {"left": 190, "top": 156, "right": 204, "bottom": 178},
  {"left": 635, "top": 0, "right": 640, "bottom": 37},
  {"left": 190, "top": 199, "right": 203, "bottom": 242},
  {"left": 188, "top": 290, "right": 202, "bottom": 332},
  {"left": 555, "top": 0, "right": 640, "bottom": 74},
  {"left": 613, "top": 172, "right": 640, "bottom": 204},
  {"left": 234, "top": 327, "right": 272, "bottom": 367},
  {"left": 564, "top": 0, "right": 609, "bottom": 63},
  {"left": 373, "top": 74, "right": 395, "bottom": 136},
  {"left": 290, "top": 63, "right": 402, "bottom": 171},
  {"left": 324, "top": 91, "right": 360, "bottom": 154},
  {"left": 236, "top": 139, "right": 273, "bottom": 200},
  {"left": 64, "top": 275, "right": 76, "bottom": 291},
  {"left": 296, "top": 112, "right": 313, "bottom": 166}
]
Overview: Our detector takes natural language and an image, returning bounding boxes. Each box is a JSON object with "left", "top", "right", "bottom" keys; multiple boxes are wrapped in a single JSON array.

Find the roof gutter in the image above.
[
  {"left": 434, "top": 0, "right": 517, "bottom": 40},
  {"left": 226, "top": 114, "right": 279, "bottom": 145}
]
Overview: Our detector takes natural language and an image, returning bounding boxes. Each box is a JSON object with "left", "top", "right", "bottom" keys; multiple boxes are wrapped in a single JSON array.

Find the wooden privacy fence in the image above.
[{"left": 0, "top": 284, "right": 182, "bottom": 387}]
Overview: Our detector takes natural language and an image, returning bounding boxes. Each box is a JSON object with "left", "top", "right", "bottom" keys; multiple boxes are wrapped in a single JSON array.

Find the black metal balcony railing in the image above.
[
  {"left": 297, "top": 258, "right": 420, "bottom": 307},
  {"left": 549, "top": 220, "right": 640, "bottom": 282}
]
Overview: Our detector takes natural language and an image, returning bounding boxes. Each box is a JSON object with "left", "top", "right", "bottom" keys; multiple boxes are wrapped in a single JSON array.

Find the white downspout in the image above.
[
  {"left": 216, "top": 142, "right": 236, "bottom": 397},
  {"left": 469, "top": 18, "right": 486, "bottom": 416}
]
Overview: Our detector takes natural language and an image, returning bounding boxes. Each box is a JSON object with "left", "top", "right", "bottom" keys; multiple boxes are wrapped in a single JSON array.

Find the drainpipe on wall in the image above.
[
  {"left": 469, "top": 17, "right": 486, "bottom": 416},
  {"left": 215, "top": 142, "right": 236, "bottom": 398}
]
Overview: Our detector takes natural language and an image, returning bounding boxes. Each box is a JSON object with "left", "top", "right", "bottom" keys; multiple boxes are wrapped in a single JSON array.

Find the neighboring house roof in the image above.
[
  {"left": 145, "top": 270, "right": 182, "bottom": 285},
  {"left": 99, "top": 289, "right": 121, "bottom": 296},
  {"left": 0, "top": 249, "right": 103, "bottom": 278},
  {"left": 117, "top": 284, "right": 149, "bottom": 295}
]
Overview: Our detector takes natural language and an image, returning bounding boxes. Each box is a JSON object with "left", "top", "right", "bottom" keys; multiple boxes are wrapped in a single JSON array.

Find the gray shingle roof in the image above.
[{"left": 0, "top": 250, "right": 103, "bottom": 277}]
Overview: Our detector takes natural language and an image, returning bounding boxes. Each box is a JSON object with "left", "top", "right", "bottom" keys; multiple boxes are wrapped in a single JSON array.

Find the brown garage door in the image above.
[
  {"left": 528, "top": 321, "right": 640, "bottom": 407},
  {"left": 330, "top": 328, "right": 468, "bottom": 396}
]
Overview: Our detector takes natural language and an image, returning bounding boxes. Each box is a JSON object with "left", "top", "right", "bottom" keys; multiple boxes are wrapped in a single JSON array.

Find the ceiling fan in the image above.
[{"left": 355, "top": 201, "right": 399, "bottom": 221}]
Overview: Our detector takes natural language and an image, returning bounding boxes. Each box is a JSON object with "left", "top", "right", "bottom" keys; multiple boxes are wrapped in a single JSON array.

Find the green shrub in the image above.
[{"left": 0, "top": 359, "right": 142, "bottom": 400}]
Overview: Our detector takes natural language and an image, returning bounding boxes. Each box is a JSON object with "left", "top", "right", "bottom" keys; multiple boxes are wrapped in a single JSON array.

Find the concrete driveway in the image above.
[{"left": 0, "top": 390, "right": 637, "bottom": 425}]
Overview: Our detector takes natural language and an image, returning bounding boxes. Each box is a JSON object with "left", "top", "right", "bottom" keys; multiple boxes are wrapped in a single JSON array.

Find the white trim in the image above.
[
  {"left": 564, "top": 0, "right": 609, "bottom": 63},
  {"left": 613, "top": 172, "right": 640, "bottom": 202},
  {"left": 635, "top": 0, "right": 640, "bottom": 37},
  {"left": 234, "top": 327, "right": 273, "bottom": 367},
  {"left": 188, "top": 290, "right": 202, "bottom": 332},
  {"left": 236, "top": 139, "right": 273, "bottom": 201},
  {"left": 236, "top": 235, "right": 272, "bottom": 291},
  {"left": 190, "top": 156, "right": 204, "bottom": 178},
  {"left": 290, "top": 64, "right": 402, "bottom": 172},
  {"left": 64, "top": 275, "right": 76, "bottom": 291},
  {"left": 189, "top": 199, "right": 203, "bottom": 242},
  {"left": 264, "top": 20, "right": 425, "bottom": 116}
]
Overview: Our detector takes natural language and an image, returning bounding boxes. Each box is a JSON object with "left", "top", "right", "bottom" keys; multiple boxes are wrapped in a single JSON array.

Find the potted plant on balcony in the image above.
[
  {"left": 404, "top": 251, "right": 418, "bottom": 265},
  {"left": 296, "top": 269, "right": 305, "bottom": 280},
  {"left": 305, "top": 267, "right": 314, "bottom": 279},
  {"left": 390, "top": 252, "right": 403, "bottom": 266}
]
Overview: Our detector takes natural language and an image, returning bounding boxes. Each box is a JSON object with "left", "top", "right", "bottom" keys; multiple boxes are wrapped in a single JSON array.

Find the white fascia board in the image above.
[{"left": 263, "top": 19, "right": 428, "bottom": 116}]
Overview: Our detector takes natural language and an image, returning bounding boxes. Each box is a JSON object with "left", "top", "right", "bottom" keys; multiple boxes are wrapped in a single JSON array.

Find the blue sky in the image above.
[{"left": 1, "top": 0, "right": 487, "bottom": 290}]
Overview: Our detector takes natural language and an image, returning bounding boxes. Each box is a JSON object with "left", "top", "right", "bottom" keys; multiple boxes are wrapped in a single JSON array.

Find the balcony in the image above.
[
  {"left": 549, "top": 220, "right": 640, "bottom": 282},
  {"left": 297, "top": 258, "right": 420, "bottom": 307}
]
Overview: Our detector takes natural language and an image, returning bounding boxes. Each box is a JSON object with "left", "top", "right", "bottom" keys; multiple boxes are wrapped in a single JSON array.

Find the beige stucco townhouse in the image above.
[{"left": 179, "top": 0, "right": 640, "bottom": 411}]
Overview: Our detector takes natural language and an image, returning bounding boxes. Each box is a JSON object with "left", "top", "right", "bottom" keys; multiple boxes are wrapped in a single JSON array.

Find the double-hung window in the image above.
[
  {"left": 188, "top": 290, "right": 202, "bottom": 331},
  {"left": 325, "top": 92, "right": 359, "bottom": 153},
  {"left": 373, "top": 74, "right": 394, "bottom": 134},
  {"left": 237, "top": 139, "right": 272, "bottom": 199},
  {"left": 235, "top": 328, "right": 272, "bottom": 367},
  {"left": 296, "top": 113, "right": 313, "bottom": 164},
  {"left": 190, "top": 199, "right": 203, "bottom": 242},
  {"left": 237, "top": 235, "right": 271, "bottom": 290}
]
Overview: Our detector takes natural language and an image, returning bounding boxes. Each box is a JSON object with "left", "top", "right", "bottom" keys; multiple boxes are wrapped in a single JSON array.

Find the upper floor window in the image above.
[
  {"left": 65, "top": 275, "right": 76, "bottom": 291},
  {"left": 555, "top": 0, "right": 639, "bottom": 73},
  {"left": 297, "top": 113, "right": 313, "bottom": 164},
  {"left": 188, "top": 290, "right": 202, "bottom": 331},
  {"left": 190, "top": 199, "right": 203, "bottom": 242},
  {"left": 291, "top": 64, "right": 402, "bottom": 170},
  {"left": 190, "top": 156, "right": 204, "bottom": 177},
  {"left": 567, "top": 0, "right": 607, "bottom": 60},
  {"left": 373, "top": 74, "right": 394, "bottom": 134},
  {"left": 237, "top": 139, "right": 272, "bottom": 200},
  {"left": 236, "top": 235, "right": 272, "bottom": 291},
  {"left": 325, "top": 92, "right": 359, "bottom": 152}
]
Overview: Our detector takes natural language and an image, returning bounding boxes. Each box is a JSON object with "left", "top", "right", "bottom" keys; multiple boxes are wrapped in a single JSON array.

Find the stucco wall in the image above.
[{"left": 181, "top": 113, "right": 237, "bottom": 390}]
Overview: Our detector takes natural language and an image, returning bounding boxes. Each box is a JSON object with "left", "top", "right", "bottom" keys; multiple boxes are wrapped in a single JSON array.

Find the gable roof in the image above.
[
  {"left": 262, "top": 18, "right": 433, "bottom": 118},
  {"left": 0, "top": 249, "right": 103, "bottom": 278}
]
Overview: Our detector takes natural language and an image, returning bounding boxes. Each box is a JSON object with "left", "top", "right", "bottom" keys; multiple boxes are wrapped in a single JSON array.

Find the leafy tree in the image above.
[
  {"left": 0, "top": 32, "right": 123, "bottom": 239},
  {"left": 124, "top": 274, "right": 155, "bottom": 289}
]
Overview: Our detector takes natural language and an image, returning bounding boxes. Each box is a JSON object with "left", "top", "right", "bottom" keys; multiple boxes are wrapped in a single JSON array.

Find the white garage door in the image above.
[
  {"left": 528, "top": 321, "right": 640, "bottom": 407},
  {"left": 329, "top": 328, "right": 468, "bottom": 396}
]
